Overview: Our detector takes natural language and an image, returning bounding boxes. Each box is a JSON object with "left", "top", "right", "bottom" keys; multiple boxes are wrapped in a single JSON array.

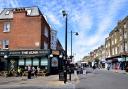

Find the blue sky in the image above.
[{"left": 0, "top": 0, "right": 128, "bottom": 62}]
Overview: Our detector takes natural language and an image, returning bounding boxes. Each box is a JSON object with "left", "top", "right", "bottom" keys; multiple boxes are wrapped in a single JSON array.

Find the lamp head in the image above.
[
  {"left": 49, "top": 54, "right": 53, "bottom": 58},
  {"left": 4, "top": 55, "right": 8, "bottom": 58},
  {"left": 62, "top": 10, "right": 67, "bottom": 17},
  {"left": 75, "top": 32, "right": 79, "bottom": 36},
  {"left": 59, "top": 54, "right": 63, "bottom": 58}
]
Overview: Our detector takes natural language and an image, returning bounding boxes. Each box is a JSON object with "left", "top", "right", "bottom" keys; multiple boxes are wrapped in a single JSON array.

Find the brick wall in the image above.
[{"left": 0, "top": 10, "right": 50, "bottom": 50}]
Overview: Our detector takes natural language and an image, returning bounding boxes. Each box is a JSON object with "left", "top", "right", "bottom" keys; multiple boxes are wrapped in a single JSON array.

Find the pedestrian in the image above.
[
  {"left": 32, "top": 67, "right": 37, "bottom": 77},
  {"left": 83, "top": 67, "right": 87, "bottom": 75},
  {"left": 107, "top": 64, "right": 110, "bottom": 70},
  {"left": 125, "top": 66, "right": 128, "bottom": 72},
  {"left": 34, "top": 68, "right": 37, "bottom": 77},
  {"left": 92, "top": 65, "right": 96, "bottom": 70},
  {"left": 37, "top": 66, "right": 40, "bottom": 73},
  {"left": 17, "top": 67, "right": 22, "bottom": 76},
  {"left": 74, "top": 65, "right": 79, "bottom": 81},
  {"left": 27, "top": 65, "right": 32, "bottom": 79}
]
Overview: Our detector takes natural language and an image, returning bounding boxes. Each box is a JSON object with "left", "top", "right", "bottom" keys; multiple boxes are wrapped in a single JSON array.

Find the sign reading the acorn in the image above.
[{"left": 0, "top": 50, "right": 50, "bottom": 56}]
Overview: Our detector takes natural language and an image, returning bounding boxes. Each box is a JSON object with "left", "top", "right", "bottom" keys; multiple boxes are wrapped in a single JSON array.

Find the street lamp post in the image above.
[
  {"left": 62, "top": 10, "right": 68, "bottom": 84},
  {"left": 70, "top": 31, "right": 79, "bottom": 62},
  {"left": 70, "top": 30, "right": 78, "bottom": 81}
]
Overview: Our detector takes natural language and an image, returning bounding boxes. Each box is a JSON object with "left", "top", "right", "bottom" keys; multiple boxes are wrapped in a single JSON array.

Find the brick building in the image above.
[
  {"left": 85, "top": 16, "right": 128, "bottom": 70},
  {"left": 0, "top": 7, "right": 63, "bottom": 74}
]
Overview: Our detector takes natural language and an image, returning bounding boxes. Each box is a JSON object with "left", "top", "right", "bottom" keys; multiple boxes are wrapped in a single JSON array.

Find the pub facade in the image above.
[{"left": 0, "top": 7, "right": 64, "bottom": 74}]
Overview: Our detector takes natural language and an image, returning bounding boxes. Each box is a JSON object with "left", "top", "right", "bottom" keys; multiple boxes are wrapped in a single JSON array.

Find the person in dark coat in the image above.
[{"left": 27, "top": 65, "right": 32, "bottom": 79}]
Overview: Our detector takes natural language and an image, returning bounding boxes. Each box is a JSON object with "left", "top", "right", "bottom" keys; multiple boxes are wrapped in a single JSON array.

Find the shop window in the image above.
[
  {"left": 33, "top": 58, "right": 39, "bottom": 66},
  {"left": 41, "top": 57, "right": 48, "bottom": 66},
  {"left": 19, "top": 59, "right": 25, "bottom": 66},
  {"left": 26, "top": 58, "right": 32, "bottom": 66}
]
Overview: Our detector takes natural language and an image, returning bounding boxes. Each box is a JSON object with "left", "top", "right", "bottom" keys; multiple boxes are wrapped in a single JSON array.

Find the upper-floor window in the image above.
[
  {"left": 108, "top": 51, "right": 111, "bottom": 57},
  {"left": 124, "top": 32, "right": 127, "bottom": 39},
  {"left": 44, "top": 27, "right": 48, "bottom": 37},
  {"left": 120, "top": 45, "right": 123, "bottom": 52},
  {"left": 5, "top": 10, "right": 10, "bottom": 15},
  {"left": 112, "top": 48, "right": 115, "bottom": 55},
  {"left": 108, "top": 43, "right": 110, "bottom": 47},
  {"left": 124, "top": 24, "right": 127, "bottom": 29},
  {"left": 44, "top": 41, "right": 48, "bottom": 49},
  {"left": 105, "top": 44, "right": 107, "bottom": 48},
  {"left": 120, "top": 36, "right": 122, "bottom": 41},
  {"left": 27, "top": 9, "right": 31, "bottom": 15},
  {"left": 119, "top": 29, "right": 122, "bottom": 33},
  {"left": 115, "top": 38, "right": 117, "bottom": 44},
  {"left": 3, "top": 22, "right": 10, "bottom": 32},
  {"left": 115, "top": 47, "right": 118, "bottom": 54},
  {"left": 125, "top": 42, "right": 127, "bottom": 52},
  {"left": 2, "top": 40, "right": 9, "bottom": 49},
  {"left": 112, "top": 40, "right": 114, "bottom": 45}
]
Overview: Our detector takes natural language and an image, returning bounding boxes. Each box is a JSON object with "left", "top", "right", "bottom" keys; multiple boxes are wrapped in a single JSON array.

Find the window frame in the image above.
[
  {"left": 44, "top": 26, "right": 49, "bottom": 37},
  {"left": 3, "top": 22, "right": 11, "bottom": 32},
  {"left": 5, "top": 10, "right": 10, "bottom": 15},
  {"left": 2, "top": 40, "right": 9, "bottom": 49},
  {"left": 44, "top": 41, "right": 48, "bottom": 49},
  {"left": 27, "top": 9, "right": 32, "bottom": 15}
]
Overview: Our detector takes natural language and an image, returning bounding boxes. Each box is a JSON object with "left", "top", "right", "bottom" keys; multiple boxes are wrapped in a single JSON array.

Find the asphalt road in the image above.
[
  {"left": 76, "top": 69, "right": 128, "bottom": 89},
  {"left": 0, "top": 69, "right": 128, "bottom": 89}
]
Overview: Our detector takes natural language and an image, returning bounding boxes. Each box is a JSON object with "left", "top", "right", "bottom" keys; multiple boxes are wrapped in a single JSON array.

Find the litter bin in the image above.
[{"left": 59, "top": 72, "right": 64, "bottom": 81}]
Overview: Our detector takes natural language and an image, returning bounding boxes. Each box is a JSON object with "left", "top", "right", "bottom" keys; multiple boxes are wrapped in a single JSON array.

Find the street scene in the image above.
[
  {"left": 0, "top": 68, "right": 128, "bottom": 89},
  {"left": 0, "top": 0, "right": 128, "bottom": 89}
]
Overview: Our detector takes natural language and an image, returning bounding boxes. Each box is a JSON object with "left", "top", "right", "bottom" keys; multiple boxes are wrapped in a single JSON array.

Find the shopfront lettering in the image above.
[
  {"left": 0, "top": 52, "right": 5, "bottom": 55},
  {"left": 9, "top": 51, "right": 21, "bottom": 55},
  {"left": 22, "top": 51, "right": 28, "bottom": 55},
  {"left": 0, "top": 50, "right": 50, "bottom": 56},
  {"left": 29, "top": 51, "right": 38, "bottom": 54}
]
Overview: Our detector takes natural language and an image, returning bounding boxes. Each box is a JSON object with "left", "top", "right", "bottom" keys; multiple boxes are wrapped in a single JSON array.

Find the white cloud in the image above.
[
  {"left": 9, "top": 0, "right": 20, "bottom": 7},
  {"left": 48, "top": 13, "right": 61, "bottom": 25},
  {"left": 72, "top": 0, "right": 127, "bottom": 62}
]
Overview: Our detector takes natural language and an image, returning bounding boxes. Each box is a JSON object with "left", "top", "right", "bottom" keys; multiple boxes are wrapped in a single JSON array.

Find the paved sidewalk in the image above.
[
  {"left": 0, "top": 74, "right": 78, "bottom": 88},
  {"left": 100, "top": 68, "right": 128, "bottom": 74}
]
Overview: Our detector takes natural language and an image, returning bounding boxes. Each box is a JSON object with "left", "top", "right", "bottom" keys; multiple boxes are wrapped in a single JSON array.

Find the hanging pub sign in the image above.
[
  {"left": 0, "top": 49, "right": 50, "bottom": 56},
  {"left": 51, "top": 57, "right": 58, "bottom": 67}
]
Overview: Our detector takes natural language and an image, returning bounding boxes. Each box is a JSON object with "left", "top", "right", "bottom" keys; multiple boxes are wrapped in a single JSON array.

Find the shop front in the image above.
[{"left": 0, "top": 49, "right": 51, "bottom": 73}]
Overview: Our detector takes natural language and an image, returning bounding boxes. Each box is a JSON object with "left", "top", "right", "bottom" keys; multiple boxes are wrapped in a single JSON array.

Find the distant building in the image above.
[{"left": 85, "top": 16, "right": 128, "bottom": 70}]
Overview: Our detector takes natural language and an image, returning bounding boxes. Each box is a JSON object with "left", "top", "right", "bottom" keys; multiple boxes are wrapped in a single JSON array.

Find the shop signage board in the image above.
[
  {"left": 0, "top": 49, "right": 50, "bottom": 56},
  {"left": 52, "top": 50, "right": 60, "bottom": 55}
]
